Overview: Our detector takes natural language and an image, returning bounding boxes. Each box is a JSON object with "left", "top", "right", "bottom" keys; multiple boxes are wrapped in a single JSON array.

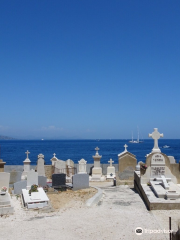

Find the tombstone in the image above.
[
  {"left": 107, "top": 159, "right": 116, "bottom": 179},
  {"left": 27, "top": 169, "right": 38, "bottom": 190},
  {"left": 118, "top": 144, "right": 137, "bottom": 181},
  {"left": 78, "top": 158, "right": 87, "bottom": 174},
  {"left": 168, "top": 156, "right": 176, "bottom": 164},
  {"left": 37, "top": 153, "right": 45, "bottom": 176},
  {"left": 14, "top": 180, "right": 27, "bottom": 194},
  {"left": 66, "top": 159, "right": 75, "bottom": 176},
  {"left": 22, "top": 150, "right": 31, "bottom": 179},
  {"left": 72, "top": 174, "right": 89, "bottom": 191},
  {"left": 52, "top": 173, "right": 66, "bottom": 187},
  {"left": 38, "top": 176, "right": 47, "bottom": 187},
  {"left": 91, "top": 147, "right": 104, "bottom": 181},
  {"left": 0, "top": 159, "right": 6, "bottom": 172},
  {"left": 149, "top": 128, "right": 163, "bottom": 153},
  {"left": 10, "top": 170, "right": 22, "bottom": 185},
  {"left": 0, "top": 172, "right": 10, "bottom": 191},
  {"left": 54, "top": 159, "right": 66, "bottom": 174},
  {"left": 50, "top": 153, "right": 58, "bottom": 166}
]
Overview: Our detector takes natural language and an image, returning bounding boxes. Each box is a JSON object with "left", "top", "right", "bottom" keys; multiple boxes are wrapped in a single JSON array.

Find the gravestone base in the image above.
[
  {"left": 0, "top": 193, "right": 14, "bottom": 215},
  {"left": 90, "top": 175, "right": 106, "bottom": 181}
]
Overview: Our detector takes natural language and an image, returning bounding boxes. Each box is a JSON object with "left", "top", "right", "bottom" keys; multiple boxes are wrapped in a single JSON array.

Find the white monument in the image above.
[
  {"left": 106, "top": 158, "right": 116, "bottom": 179},
  {"left": 51, "top": 153, "right": 58, "bottom": 166},
  {"left": 78, "top": 158, "right": 87, "bottom": 174},
  {"left": 91, "top": 147, "right": 105, "bottom": 181},
  {"left": 149, "top": 128, "right": 163, "bottom": 153},
  {"left": 22, "top": 150, "right": 31, "bottom": 180},
  {"left": 37, "top": 154, "right": 45, "bottom": 177}
]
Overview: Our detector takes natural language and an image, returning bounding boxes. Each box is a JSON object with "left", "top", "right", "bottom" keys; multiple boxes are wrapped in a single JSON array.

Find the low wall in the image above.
[{"left": 4, "top": 164, "right": 119, "bottom": 176}]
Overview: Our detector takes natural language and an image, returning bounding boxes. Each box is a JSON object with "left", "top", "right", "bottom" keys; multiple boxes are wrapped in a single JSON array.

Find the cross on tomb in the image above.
[
  {"left": 53, "top": 153, "right": 56, "bottom": 158},
  {"left": 25, "top": 150, "right": 30, "bottom": 159},
  {"left": 149, "top": 128, "right": 163, "bottom": 153},
  {"left": 108, "top": 158, "right": 114, "bottom": 167},
  {"left": 155, "top": 175, "right": 171, "bottom": 190},
  {"left": 124, "top": 144, "right": 128, "bottom": 152},
  {"left": 95, "top": 147, "right": 100, "bottom": 155}
]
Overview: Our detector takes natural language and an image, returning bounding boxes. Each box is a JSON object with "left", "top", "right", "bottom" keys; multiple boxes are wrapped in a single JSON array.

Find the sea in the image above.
[{"left": 0, "top": 139, "right": 180, "bottom": 165}]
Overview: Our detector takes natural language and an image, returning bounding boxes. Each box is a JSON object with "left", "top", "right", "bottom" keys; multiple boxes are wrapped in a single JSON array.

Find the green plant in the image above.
[{"left": 29, "top": 184, "right": 38, "bottom": 194}]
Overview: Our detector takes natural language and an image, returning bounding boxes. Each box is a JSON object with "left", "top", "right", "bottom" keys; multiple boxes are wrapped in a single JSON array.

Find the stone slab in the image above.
[
  {"left": 72, "top": 174, "right": 89, "bottom": 191},
  {"left": 38, "top": 176, "right": 47, "bottom": 187},
  {"left": 14, "top": 180, "right": 27, "bottom": 195},
  {"left": 52, "top": 173, "right": 66, "bottom": 187}
]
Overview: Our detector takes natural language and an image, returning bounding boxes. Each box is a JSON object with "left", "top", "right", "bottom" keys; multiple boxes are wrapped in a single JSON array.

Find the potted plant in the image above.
[
  {"left": 0, "top": 186, "right": 7, "bottom": 195},
  {"left": 140, "top": 164, "right": 147, "bottom": 175}
]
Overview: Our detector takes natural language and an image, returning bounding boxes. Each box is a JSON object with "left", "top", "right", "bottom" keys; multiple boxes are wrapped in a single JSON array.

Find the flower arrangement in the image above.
[
  {"left": 147, "top": 182, "right": 151, "bottom": 186},
  {"left": 1, "top": 186, "right": 7, "bottom": 192},
  {"left": 29, "top": 184, "right": 38, "bottom": 194}
]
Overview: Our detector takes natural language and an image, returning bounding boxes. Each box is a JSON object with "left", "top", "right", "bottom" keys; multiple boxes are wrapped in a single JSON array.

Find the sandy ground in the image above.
[{"left": 0, "top": 183, "right": 180, "bottom": 240}]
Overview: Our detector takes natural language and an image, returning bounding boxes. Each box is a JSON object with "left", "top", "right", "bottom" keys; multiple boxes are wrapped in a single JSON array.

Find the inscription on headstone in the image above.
[{"left": 151, "top": 153, "right": 165, "bottom": 177}]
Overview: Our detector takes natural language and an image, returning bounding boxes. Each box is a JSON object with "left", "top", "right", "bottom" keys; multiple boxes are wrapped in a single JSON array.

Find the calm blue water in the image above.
[{"left": 0, "top": 139, "right": 180, "bottom": 165}]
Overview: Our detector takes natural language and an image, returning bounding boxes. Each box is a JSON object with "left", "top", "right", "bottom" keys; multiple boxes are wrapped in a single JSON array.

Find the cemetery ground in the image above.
[{"left": 1, "top": 183, "right": 180, "bottom": 240}]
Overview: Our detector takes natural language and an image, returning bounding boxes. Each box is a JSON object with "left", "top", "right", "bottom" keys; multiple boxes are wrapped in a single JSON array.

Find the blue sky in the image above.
[{"left": 0, "top": 1, "right": 180, "bottom": 139}]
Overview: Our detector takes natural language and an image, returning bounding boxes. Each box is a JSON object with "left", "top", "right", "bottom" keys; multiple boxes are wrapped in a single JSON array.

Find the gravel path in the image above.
[{"left": 0, "top": 185, "right": 175, "bottom": 240}]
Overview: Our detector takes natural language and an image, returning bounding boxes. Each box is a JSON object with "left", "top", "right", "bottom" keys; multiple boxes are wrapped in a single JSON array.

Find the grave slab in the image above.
[{"left": 72, "top": 174, "right": 89, "bottom": 191}]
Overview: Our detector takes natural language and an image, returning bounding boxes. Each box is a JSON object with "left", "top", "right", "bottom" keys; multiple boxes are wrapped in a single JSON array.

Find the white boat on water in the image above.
[
  {"left": 129, "top": 128, "right": 143, "bottom": 143},
  {"left": 162, "top": 145, "right": 170, "bottom": 148}
]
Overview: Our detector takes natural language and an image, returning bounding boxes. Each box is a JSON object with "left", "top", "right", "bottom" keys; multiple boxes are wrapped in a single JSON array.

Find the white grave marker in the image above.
[{"left": 149, "top": 128, "right": 163, "bottom": 153}]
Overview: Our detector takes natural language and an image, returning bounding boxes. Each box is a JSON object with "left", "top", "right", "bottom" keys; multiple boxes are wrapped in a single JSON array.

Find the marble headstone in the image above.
[
  {"left": 14, "top": 180, "right": 27, "bottom": 194},
  {"left": 72, "top": 174, "right": 89, "bottom": 191},
  {"left": 10, "top": 170, "right": 22, "bottom": 184},
  {"left": 27, "top": 169, "right": 38, "bottom": 190},
  {"left": 0, "top": 172, "right": 10, "bottom": 191},
  {"left": 78, "top": 158, "right": 87, "bottom": 174},
  {"left": 38, "top": 176, "right": 47, "bottom": 187},
  {"left": 37, "top": 154, "right": 45, "bottom": 176},
  {"left": 52, "top": 173, "right": 66, "bottom": 187}
]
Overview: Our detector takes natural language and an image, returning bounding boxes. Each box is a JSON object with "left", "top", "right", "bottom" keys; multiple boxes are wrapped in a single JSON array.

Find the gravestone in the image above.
[
  {"left": 14, "top": 180, "right": 27, "bottom": 194},
  {"left": 54, "top": 159, "right": 66, "bottom": 174},
  {"left": 66, "top": 159, "right": 75, "bottom": 177},
  {"left": 149, "top": 128, "right": 163, "bottom": 153},
  {"left": 91, "top": 147, "right": 103, "bottom": 181},
  {"left": 50, "top": 153, "right": 58, "bottom": 166},
  {"left": 52, "top": 173, "right": 66, "bottom": 187},
  {"left": 151, "top": 153, "right": 165, "bottom": 177},
  {"left": 22, "top": 150, "right": 31, "bottom": 179},
  {"left": 27, "top": 169, "right": 38, "bottom": 190},
  {"left": 10, "top": 170, "right": 22, "bottom": 184},
  {"left": 72, "top": 174, "right": 89, "bottom": 191},
  {"left": 78, "top": 158, "right": 87, "bottom": 174},
  {"left": 107, "top": 158, "right": 116, "bottom": 179},
  {"left": 118, "top": 144, "right": 137, "bottom": 181},
  {"left": 0, "top": 172, "right": 10, "bottom": 191},
  {"left": 37, "top": 153, "right": 45, "bottom": 176},
  {"left": 38, "top": 176, "right": 47, "bottom": 187}
]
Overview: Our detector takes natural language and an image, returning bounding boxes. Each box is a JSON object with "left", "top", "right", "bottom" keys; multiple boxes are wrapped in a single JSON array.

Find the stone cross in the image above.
[
  {"left": 124, "top": 144, "right": 128, "bottom": 152},
  {"left": 149, "top": 128, "right": 163, "bottom": 153},
  {"left": 95, "top": 147, "right": 100, "bottom": 155},
  {"left": 53, "top": 153, "right": 56, "bottom": 158},
  {"left": 108, "top": 158, "right": 114, "bottom": 167},
  {"left": 25, "top": 150, "right": 30, "bottom": 159}
]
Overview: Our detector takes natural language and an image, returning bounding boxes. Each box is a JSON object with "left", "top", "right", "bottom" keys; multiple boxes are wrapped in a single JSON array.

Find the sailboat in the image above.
[{"left": 129, "top": 127, "right": 143, "bottom": 143}]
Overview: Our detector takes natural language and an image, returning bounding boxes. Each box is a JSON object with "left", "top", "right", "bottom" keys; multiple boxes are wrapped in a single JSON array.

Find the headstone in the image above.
[
  {"left": 52, "top": 173, "right": 66, "bottom": 187},
  {"left": 38, "top": 176, "right": 47, "bottom": 187},
  {"left": 72, "top": 174, "right": 89, "bottom": 191},
  {"left": 118, "top": 145, "right": 137, "bottom": 181},
  {"left": 0, "top": 172, "right": 10, "bottom": 191},
  {"left": 0, "top": 193, "right": 14, "bottom": 215},
  {"left": 107, "top": 159, "right": 116, "bottom": 179},
  {"left": 27, "top": 169, "right": 38, "bottom": 190},
  {"left": 91, "top": 147, "right": 104, "bottom": 181},
  {"left": 14, "top": 180, "right": 27, "bottom": 194},
  {"left": 10, "top": 170, "right": 22, "bottom": 184},
  {"left": 78, "top": 158, "right": 87, "bottom": 174},
  {"left": 168, "top": 156, "right": 176, "bottom": 164},
  {"left": 22, "top": 150, "right": 31, "bottom": 179},
  {"left": 37, "top": 154, "right": 45, "bottom": 176},
  {"left": 54, "top": 159, "right": 66, "bottom": 174},
  {"left": 149, "top": 128, "right": 163, "bottom": 153},
  {"left": 51, "top": 153, "right": 58, "bottom": 166}
]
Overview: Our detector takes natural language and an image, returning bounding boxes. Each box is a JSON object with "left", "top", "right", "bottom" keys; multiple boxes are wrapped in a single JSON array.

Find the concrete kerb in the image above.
[{"left": 86, "top": 187, "right": 103, "bottom": 207}]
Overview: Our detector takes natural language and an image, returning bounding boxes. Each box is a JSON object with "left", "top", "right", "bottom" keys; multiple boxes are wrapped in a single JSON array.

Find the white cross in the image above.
[
  {"left": 95, "top": 147, "right": 99, "bottom": 155},
  {"left": 25, "top": 150, "right": 30, "bottom": 159},
  {"left": 149, "top": 128, "right": 163, "bottom": 153},
  {"left": 108, "top": 158, "right": 114, "bottom": 167},
  {"left": 124, "top": 144, "right": 128, "bottom": 152},
  {"left": 53, "top": 153, "right": 56, "bottom": 158}
]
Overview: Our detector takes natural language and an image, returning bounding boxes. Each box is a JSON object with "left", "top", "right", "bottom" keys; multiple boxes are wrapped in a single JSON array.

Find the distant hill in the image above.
[{"left": 0, "top": 135, "right": 16, "bottom": 140}]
